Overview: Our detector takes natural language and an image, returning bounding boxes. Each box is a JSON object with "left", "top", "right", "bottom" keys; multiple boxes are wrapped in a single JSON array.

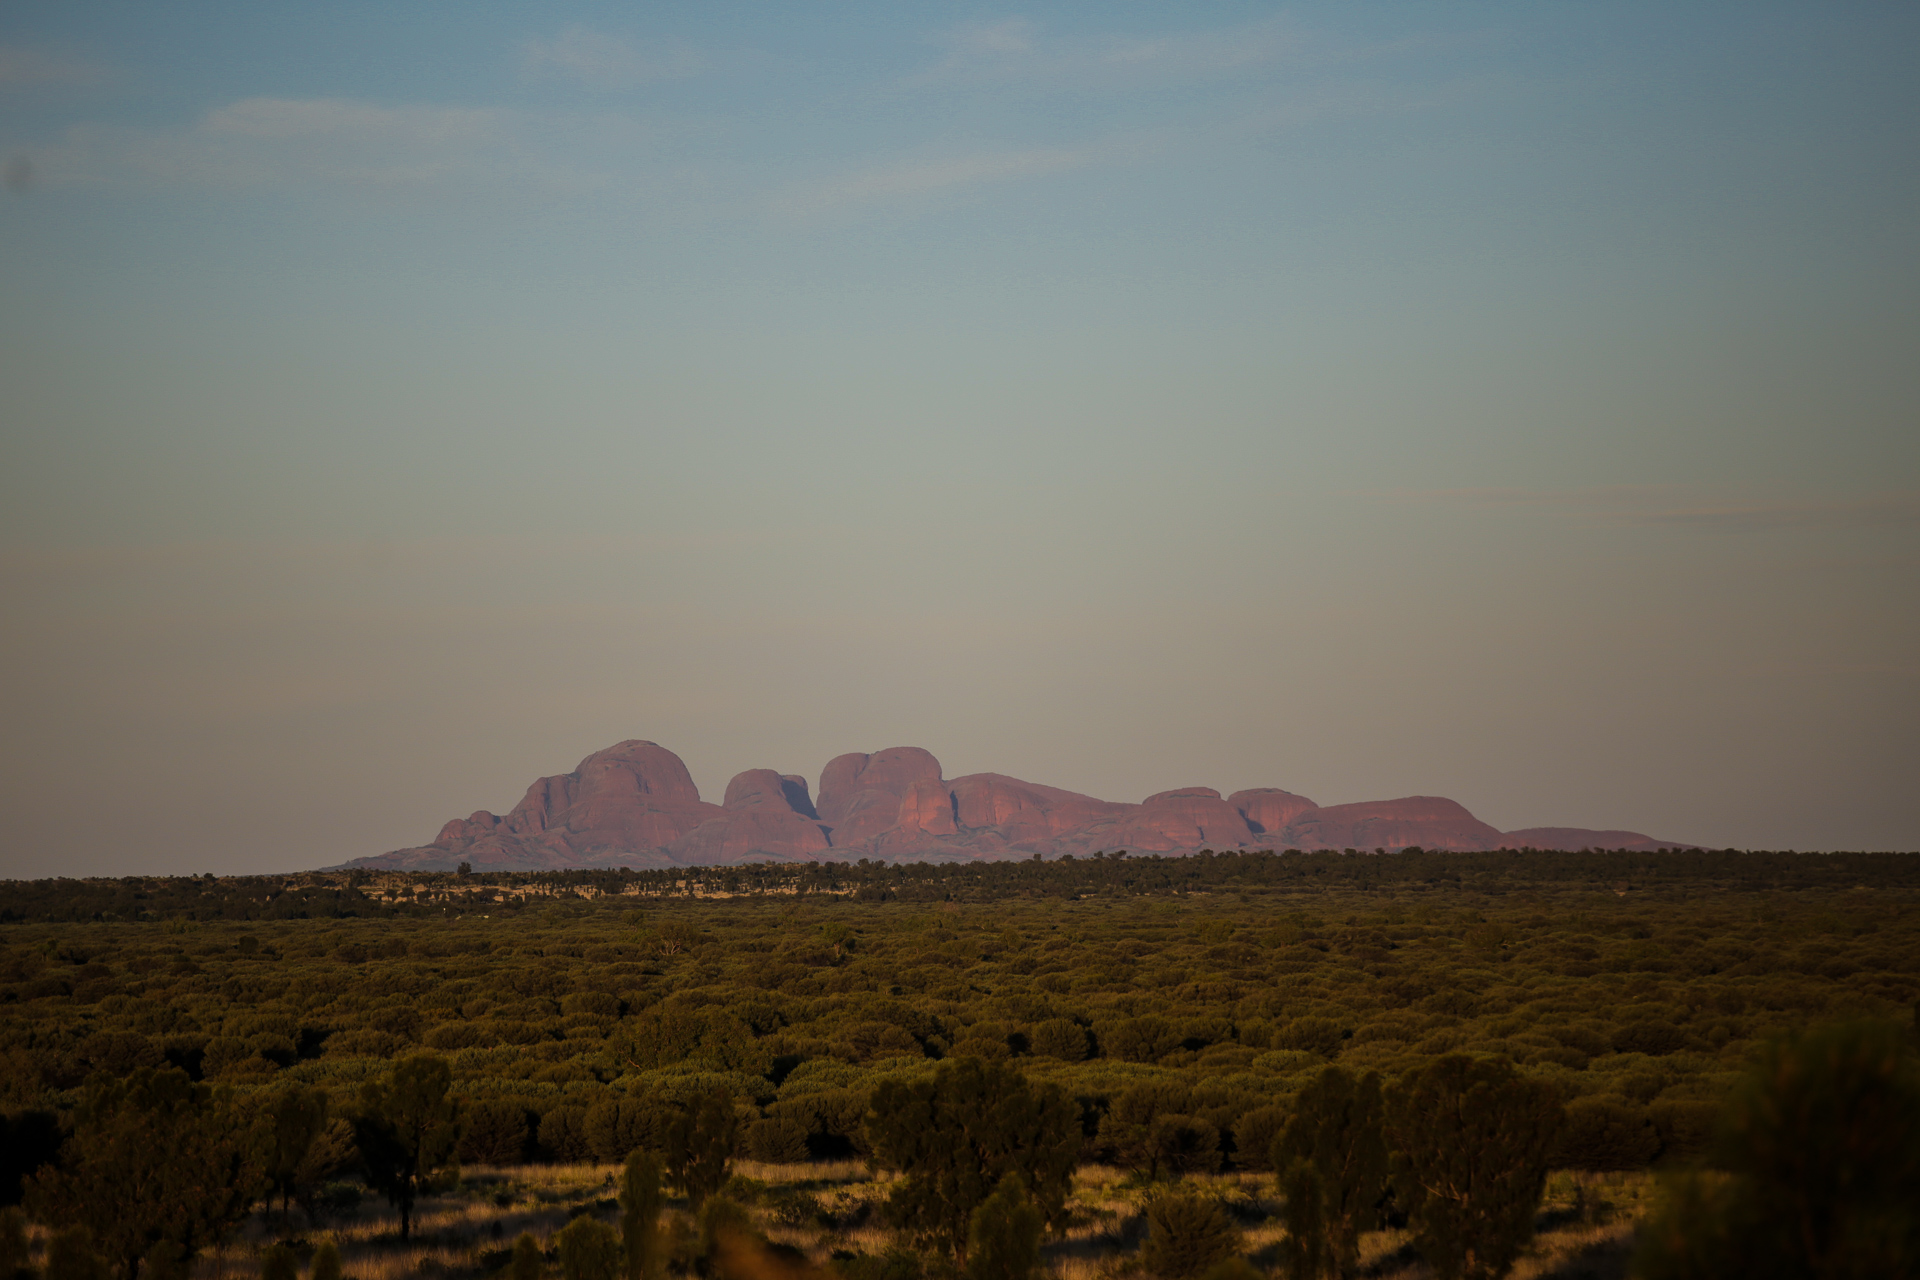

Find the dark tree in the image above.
[
  {"left": 353, "top": 1055, "right": 462, "bottom": 1243},
  {"left": 0, "top": 1110, "right": 62, "bottom": 1207},
  {"left": 1385, "top": 1055, "right": 1563, "bottom": 1280},
  {"left": 258, "top": 1085, "right": 329, "bottom": 1221},
  {"left": 26, "top": 1068, "right": 261, "bottom": 1280},
  {"left": 311, "top": 1241, "right": 342, "bottom": 1280},
  {"left": 965, "top": 1175, "right": 1044, "bottom": 1280},
  {"left": 556, "top": 1217, "right": 621, "bottom": 1280},
  {"left": 1274, "top": 1067, "right": 1388, "bottom": 1279},
  {"left": 511, "top": 1233, "right": 544, "bottom": 1280},
  {"left": 0, "top": 1207, "right": 29, "bottom": 1280},
  {"left": 1149, "top": 1115, "right": 1223, "bottom": 1177},
  {"left": 43, "top": 1227, "right": 108, "bottom": 1280},
  {"left": 540, "top": 1106, "right": 594, "bottom": 1162},
  {"left": 459, "top": 1100, "right": 531, "bottom": 1166},
  {"left": 1278, "top": 1161, "right": 1334, "bottom": 1280},
  {"left": 587, "top": 1098, "right": 664, "bottom": 1165},
  {"left": 620, "top": 1149, "right": 665, "bottom": 1280},
  {"left": 869, "top": 1058, "right": 1078, "bottom": 1261},
  {"left": 260, "top": 1244, "right": 297, "bottom": 1280},
  {"left": 1140, "top": 1192, "right": 1240, "bottom": 1280},
  {"left": 1547, "top": 1097, "right": 1656, "bottom": 1173},
  {"left": 1634, "top": 1020, "right": 1920, "bottom": 1279},
  {"left": 664, "top": 1090, "right": 738, "bottom": 1210}
]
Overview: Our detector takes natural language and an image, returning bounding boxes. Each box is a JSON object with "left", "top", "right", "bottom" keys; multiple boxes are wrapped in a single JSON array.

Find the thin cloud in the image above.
[
  {"left": 19, "top": 97, "right": 676, "bottom": 198},
  {"left": 0, "top": 44, "right": 111, "bottom": 89},
  {"left": 907, "top": 15, "right": 1302, "bottom": 90},
  {"left": 773, "top": 133, "right": 1161, "bottom": 216},
  {"left": 522, "top": 25, "right": 704, "bottom": 88},
  {"left": 202, "top": 96, "right": 504, "bottom": 145},
  {"left": 1356, "top": 486, "right": 1920, "bottom": 532}
]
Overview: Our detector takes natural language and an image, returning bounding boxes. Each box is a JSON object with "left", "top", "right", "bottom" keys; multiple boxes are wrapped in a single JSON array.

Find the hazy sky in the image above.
[{"left": 3, "top": 2, "right": 1916, "bottom": 876}]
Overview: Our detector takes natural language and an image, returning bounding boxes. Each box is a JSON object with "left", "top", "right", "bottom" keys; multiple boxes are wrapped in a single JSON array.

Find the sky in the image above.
[{"left": 2, "top": 2, "right": 1916, "bottom": 877}]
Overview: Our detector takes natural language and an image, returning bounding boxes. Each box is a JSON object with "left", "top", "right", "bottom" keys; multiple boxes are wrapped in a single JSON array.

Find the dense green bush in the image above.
[
  {"left": 2, "top": 850, "right": 1916, "bottom": 1276},
  {"left": 1140, "top": 1192, "right": 1239, "bottom": 1280}
]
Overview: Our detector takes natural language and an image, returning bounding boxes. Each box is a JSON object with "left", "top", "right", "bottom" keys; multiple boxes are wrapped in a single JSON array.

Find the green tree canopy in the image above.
[
  {"left": 26, "top": 1068, "right": 260, "bottom": 1280},
  {"left": 1634, "top": 1020, "right": 1920, "bottom": 1279},
  {"left": 1275, "top": 1066, "right": 1388, "bottom": 1280},
  {"left": 352, "top": 1055, "right": 462, "bottom": 1243},
  {"left": 1385, "top": 1055, "right": 1563, "bottom": 1280},
  {"left": 664, "top": 1090, "right": 738, "bottom": 1210},
  {"left": 965, "top": 1175, "right": 1044, "bottom": 1280},
  {"left": 1140, "top": 1192, "right": 1239, "bottom": 1280},
  {"left": 620, "top": 1149, "right": 665, "bottom": 1280},
  {"left": 257, "top": 1085, "right": 328, "bottom": 1221},
  {"left": 868, "top": 1058, "right": 1078, "bottom": 1261}
]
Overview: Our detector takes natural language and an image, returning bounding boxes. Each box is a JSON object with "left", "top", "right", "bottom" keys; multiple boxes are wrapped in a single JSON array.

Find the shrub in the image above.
[
  {"left": 556, "top": 1216, "right": 621, "bottom": 1280},
  {"left": 460, "top": 1100, "right": 532, "bottom": 1166},
  {"left": 870, "top": 1058, "right": 1078, "bottom": 1257},
  {"left": 1228, "top": 1106, "right": 1286, "bottom": 1172},
  {"left": 1272, "top": 1018, "right": 1346, "bottom": 1059},
  {"left": 511, "top": 1233, "right": 543, "bottom": 1280},
  {"left": 260, "top": 1243, "right": 298, "bottom": 1280},
  {"left": 587, "top": 1098, "right": 663, "bottom": 1164},
  {"left": 744, "top": 1117, "right": 809, "bottom": 1164},
  {"left": 43, "top": 1227, "right": 107, "bottom": 1280},
  {"left": 1148, "top": 1115, "right": 1221, "bottom": 1176},
  {"left": 1028, "top": 1020, "right": 1089, "bottom": 1062},
  {"left": 1104, "top": 1017, "right": 1178, "bottom": 1064},
  {"left": 0, "top": 1208, "right": 30, "bottom": 1280},
  {"left": 1549, "top": 1097, "right": 1656, "bottom": 1172},
  {"left": 1634, "top": 1021, "right": 1920, "bottom": 1278},
  {"left": 1275, "top": 1067, "right": 1387, "bottom": 1278},
  {"left": 620, "top": 1149, "right": 664, "bottom": 1280},
  {"left": 965, "top": 1175, "right": 1043, "bottom": 1280},
  {"left": 665, "top": 1090, "right": 739, "bottom": 1210},
  {"left": 1140, "top": 1193, "right": 1239, "bottom": 1280},
  {"left": 1386, "top": 1055, "right": 1563, "bottom": 1280},
  {"left": 540, "top": 1106, "right": 594, "bottom": 1162}
]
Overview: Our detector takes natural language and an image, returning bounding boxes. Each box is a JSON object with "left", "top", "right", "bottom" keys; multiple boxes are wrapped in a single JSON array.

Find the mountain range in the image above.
[{"left": 338, "top": 739, "right": 1697, "bottom": 871}]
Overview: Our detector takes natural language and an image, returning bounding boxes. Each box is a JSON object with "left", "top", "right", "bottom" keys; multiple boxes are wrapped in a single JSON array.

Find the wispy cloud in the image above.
[
  {"left": 17, "top": 97, "right": 682, "bottom": 199},
  {"left": 907, "top": 15, "right": 1302, "bottom": 91},
  {"left": 1356, "top": 486, "right": 1920, "bottom": 532},
  {"left": 772, "top": 133, "right": 1161, "bottom": 216},
  {"left": 0, "top": 44, "right": 110, "bottom": 89},
  {"left": 522, "top": 26, "right": 704, "bottom": 88}
]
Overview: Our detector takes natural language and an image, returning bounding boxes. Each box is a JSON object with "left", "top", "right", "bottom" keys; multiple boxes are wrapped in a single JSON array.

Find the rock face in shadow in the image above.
[
  {"left": 345, "top": 738, "right": 1689, "bottom": 870},
  {"left": 666, "top": 768, "right": 831, "bottom": 864},
  {"left": 1228, "top": 787, "right": 1319, "bottom": 836},
  {"left": 1279, "top": 797, "right": 1504, "bottom": 852}
]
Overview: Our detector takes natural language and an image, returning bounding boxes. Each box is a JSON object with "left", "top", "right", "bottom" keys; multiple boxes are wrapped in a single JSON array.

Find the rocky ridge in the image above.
[{"left": 342, "top": 739, "right": 1698, "bottom": 871}]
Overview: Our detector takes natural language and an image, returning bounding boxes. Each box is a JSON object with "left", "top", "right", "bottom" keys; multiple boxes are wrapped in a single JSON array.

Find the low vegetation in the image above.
[{"left": 2, "top": 849, "right": 1916, "bottom": 1279}]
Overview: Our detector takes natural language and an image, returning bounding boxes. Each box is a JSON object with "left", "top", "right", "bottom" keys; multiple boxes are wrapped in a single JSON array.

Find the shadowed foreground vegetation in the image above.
[{"left": 2, "top": 850, "right": 1916, "bottom": 1279}]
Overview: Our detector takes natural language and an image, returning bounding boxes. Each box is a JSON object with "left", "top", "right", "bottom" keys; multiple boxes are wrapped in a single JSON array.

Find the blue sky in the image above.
[{"left": 2, "top": 2, "right": 1916, "bottom": 874}]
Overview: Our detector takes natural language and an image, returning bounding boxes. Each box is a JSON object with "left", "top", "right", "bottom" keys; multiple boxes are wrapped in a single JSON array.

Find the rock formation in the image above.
[
  {"left": 343, "top": 738, "right": 1694, "bottom": 871},
  {"left": 1500, "top": 827, "right": 1696, "bottom": 853},
  {"left": 1228, "top": 787, "right": 1319, "bottom": 835},
  {"left": 1278, "top": 796, "right": 1506, "bottom": 852},
  {"left": 664, "top": 769, "right": 831, "bottom": 864}
]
